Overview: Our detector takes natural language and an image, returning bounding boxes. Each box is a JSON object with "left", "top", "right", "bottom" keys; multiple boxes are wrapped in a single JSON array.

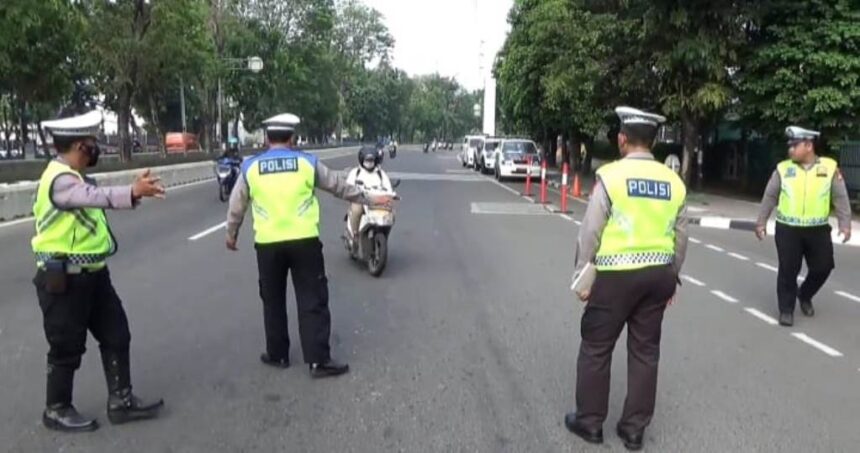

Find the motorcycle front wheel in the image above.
[
  {"left": 367, "top": 233, "right": 388, "bottom": 277},
  {"left": 218, "top": 182, "right": 229, "bottom": 202}
]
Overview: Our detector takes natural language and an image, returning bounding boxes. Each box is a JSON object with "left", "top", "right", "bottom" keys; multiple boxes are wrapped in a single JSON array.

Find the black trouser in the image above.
[
  {"left": 775, "top": 223, "right": 834, "bottom": 314},
  {"left": 255, "top": 237, "right": 331, "bottom": 364},
  {"left": 575, "top": 264, "right": 676, "bottom": 434},
  {"left": 33, "top": 268, "right": 132, "bottom": 406}
]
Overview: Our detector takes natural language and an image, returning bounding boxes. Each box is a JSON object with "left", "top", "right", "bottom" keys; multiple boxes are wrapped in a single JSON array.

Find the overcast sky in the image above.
[{"left": 362, "top": 0, "right": 514, "bottom": 91}]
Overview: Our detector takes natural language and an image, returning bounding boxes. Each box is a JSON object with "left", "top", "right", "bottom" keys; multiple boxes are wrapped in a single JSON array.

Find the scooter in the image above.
[
  {"left": 423, "top": 143, "right": 430, "bottom": 153},
  {"left": 215, "top": 157, "right": 241, "bottom": 202},
  {"left": 343, "top": 180, "right": 401, "bottom": 277},
  {"left": 388, "top": 143, "right": 397, "bottom": 159}
]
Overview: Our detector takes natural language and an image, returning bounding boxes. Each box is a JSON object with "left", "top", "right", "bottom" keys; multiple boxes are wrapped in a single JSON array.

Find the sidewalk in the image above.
[{"left": 544, "top": 171, "right": 860, "bottom": 246}]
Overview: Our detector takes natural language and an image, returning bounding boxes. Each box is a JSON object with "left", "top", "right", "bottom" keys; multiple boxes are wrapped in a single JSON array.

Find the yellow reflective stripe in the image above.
[
  {"left": 72, "top": 210, "right": 97, "bottom": 236},
  {"left": 36, "top": 208, "right": 62, "bottom": 232}
]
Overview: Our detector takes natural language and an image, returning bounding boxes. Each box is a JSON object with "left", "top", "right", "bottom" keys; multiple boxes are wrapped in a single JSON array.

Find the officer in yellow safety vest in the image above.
[
  {"left": 564, "top": 107, "right": 688, "bottom": 451},
  {"left": 32, "top": 111, "right": 165, "bottom": 432},
  {"left": 755, "top": 126, "right": 852, "bottom": 327},
  {"left": 226, "top": 113, "right": 390, "bottom": 378}
]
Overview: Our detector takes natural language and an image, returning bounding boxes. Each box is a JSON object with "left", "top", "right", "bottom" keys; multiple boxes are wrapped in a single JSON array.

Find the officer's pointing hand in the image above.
[
  {"left": 577, "top": 289, "right": 590, "bottom": 303},
  {"left": 132, "top": 169, "right": 166, "bottom": 200},
  {"left": 755, "top": 225, "right": 767, "bottom": 241},
  {"left": 840, "top": 228, "right": 851, "bottom": 244}
]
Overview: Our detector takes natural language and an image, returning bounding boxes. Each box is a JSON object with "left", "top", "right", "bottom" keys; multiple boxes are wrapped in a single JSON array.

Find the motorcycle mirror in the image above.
[
  {"left": 356, "top": 180, "right": 365, "bottom": 186},
  {"left": 392, "top": 179, "right": 401, "bottom": 188}
]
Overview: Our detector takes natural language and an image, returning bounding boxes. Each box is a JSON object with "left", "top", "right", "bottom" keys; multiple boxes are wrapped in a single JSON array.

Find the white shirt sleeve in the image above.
[{"left": 379, "top": 169, "right": 393, "bottom": 191}]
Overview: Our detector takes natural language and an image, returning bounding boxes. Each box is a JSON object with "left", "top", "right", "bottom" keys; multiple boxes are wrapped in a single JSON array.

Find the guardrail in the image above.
[{"left": 0, "top": 146, "right": 359, "bottom": 222}]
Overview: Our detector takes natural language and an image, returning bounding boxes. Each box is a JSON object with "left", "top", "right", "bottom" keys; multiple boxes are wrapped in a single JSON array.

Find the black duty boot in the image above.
[
  {"left": 799, "top": 298, "right": 815, "bottom": 317},
  {"left": 107, "top": 388, "right": 164, "bottom": 424},
  {"left": 43, "top": 364, "right": 97, "bottom": 432},
  {"left": 779, "top": 312, "right": 794, "bottom": 327},
  {"left": 309, "top": 360, "right": 350, "bottom": 379},
  {"left": 43, "top": 404, "right": 99, "bottom": 432},
  {"left": 102, "top": 351, "right": 164, "bottom": 424}
]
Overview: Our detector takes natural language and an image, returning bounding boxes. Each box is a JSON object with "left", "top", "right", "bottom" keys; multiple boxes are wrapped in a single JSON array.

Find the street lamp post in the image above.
[{"left": 216, "top": 56, "right": 263, "bottom": 151}]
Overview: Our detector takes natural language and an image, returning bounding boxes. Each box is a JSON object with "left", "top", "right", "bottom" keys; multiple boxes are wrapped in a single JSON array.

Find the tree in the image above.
[
  {"left": 739, "top": 0, "right": 860, "bottom": 144},
  {"left": 0, "top": 0, "right": 84, "bottom": 153}
]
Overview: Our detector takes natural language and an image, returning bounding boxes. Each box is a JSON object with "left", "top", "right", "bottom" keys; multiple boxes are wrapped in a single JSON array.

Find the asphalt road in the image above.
[{"left": 1, "top": 146, "right": 859, "bottom": 452}]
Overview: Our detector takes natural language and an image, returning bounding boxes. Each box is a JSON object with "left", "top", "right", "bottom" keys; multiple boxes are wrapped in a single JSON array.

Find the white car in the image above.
[
  {"left": 476, "top": 138, "right": 500, "bottom": 174},
  {"left": 493, "top": 139, "right": 541, "bottom": 181},
  {"left": 461, "top": 135, "right": 485, "bottom": 168}
]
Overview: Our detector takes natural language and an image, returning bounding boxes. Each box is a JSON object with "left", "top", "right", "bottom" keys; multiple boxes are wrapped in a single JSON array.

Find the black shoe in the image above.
[
  {"left": 309, "top": 360, "right": 349, "bottom": 379},
  {"left": 260, "top": 353, "right": 290, "bottom": 369},
  {"left": 43, "top": 404, "right": 99, "bottom": 432},
  {"left": 107, "top": 388, "right": 164, "bottom": 425},
  {"left": 799, "top": 299, "right": 815, "bottom": 317},
  {"left": 617, "top": 425, "right": 644, "bottom": 451},
  {"left": 563, "top": 412, "right": 603, "bottom": 444},
  {"left": 779, "top": 312, "right": 794, "bottom": 327}
]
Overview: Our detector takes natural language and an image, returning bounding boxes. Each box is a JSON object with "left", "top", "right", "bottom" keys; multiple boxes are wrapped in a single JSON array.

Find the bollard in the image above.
[
  {"left": 572, "top": 171, "right": 582, "bottom": 198},
  {"left": 524, "top": 155, "right": 533, "bottom": 196},
  {"left": 539, "top": 158, "right": 548, "bottom": 204},
  {"left": 560, "top": 163, "right": 570, "bottom": 213}
]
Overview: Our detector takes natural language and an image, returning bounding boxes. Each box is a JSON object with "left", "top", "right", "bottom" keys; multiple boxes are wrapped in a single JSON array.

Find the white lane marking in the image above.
[
  {"left": 710, "top": 290, "right": 739, "bottom": 303},
  {"left": 0, "top": 217, "right": 34, "bottom": 229},
  {"left": 835, "top": 291, "right": 860, "bottom": 304},
  {"left": 791, "top": 333, "right": 843, "bottom": 357},
  {"left": 744, "top": 308, "right": 778, "bottom": 326},
  {"left": 560, "top": 214, "right": 573, "bottom": 221},
  {"left": 700, "top": 217, "right": 732, "bottom": 229},
  {"left": 689, "top": 237, "right": 702, "bottom": 244},
  {"left": 188, "top": 221, "right": 227, "bottom": 241},
  {"left": 756, "top": 262, "right": 779, "bottom": 272},
  {"left": 705, "top": 244, "right": 725, "bottom": 252},
  {"left": 166, "top": 178, "right": 215, "bottom": 191},
  {"left": 523, "top": 196, "right": 534, "bottom": 202},
  {"left": 728, "top": 252, "right": 750, "bottom": 261},
  {"left": 681, "top": 274, "right": 706, "bottom": 287},
  {"left": 488, "top": 179, "right": 522, "bottom": 196},
  {"left": 574, "top": 220, "right": 582, "bottom": 225}
]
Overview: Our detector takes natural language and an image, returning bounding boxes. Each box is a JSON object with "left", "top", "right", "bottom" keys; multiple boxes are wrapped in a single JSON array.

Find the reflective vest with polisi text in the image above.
[
  {"left": 243, "top": 148, "right": 320, "bottom": 244},
  {"left": 594, "top": 158, "right": 686, "bottom": 271},
  {"left": 776, "top": 157, "right": 837, "bottom": 227},
  {"left": 31, "top": 160, "right": 115, "bottom": 268}
]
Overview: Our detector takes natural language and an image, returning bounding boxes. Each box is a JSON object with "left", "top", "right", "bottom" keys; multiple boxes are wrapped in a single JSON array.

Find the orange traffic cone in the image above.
[{"left": 572, "top": 173, "right": 582, "bottom": 198}]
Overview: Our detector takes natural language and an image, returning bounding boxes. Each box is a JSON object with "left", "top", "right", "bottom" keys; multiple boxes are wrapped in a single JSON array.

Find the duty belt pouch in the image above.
[{"left": 43, "top": 258, "right": 68, "bottom": 295}]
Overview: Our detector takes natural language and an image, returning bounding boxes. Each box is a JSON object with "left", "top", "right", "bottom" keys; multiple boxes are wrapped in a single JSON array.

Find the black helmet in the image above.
[{"left": 358, "top": 146, "right": 380, "bottom": 170}]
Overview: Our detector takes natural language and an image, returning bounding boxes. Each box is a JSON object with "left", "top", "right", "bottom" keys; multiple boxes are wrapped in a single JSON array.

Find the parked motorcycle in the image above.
[{"left": 343, "top": 180, "right": 401, "bottom": 277}]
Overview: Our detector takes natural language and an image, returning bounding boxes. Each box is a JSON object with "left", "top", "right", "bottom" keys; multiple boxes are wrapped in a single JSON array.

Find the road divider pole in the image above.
[{"left": 559, "top": 162, "right": 570, "bottom": 213}]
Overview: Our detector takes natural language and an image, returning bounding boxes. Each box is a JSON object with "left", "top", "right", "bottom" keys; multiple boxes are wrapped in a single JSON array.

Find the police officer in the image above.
[
  {"left": 32, "top": 111, "right": 165, "bottom": 432},
  {"left": 564, "top": 107, "right": 688, "bottom": 451},
  {"left": 226, "top": 113, "right": 389, "bottom": 378},
  {"left": 755, "top": 126, "right": 852, "bottom": 327}
]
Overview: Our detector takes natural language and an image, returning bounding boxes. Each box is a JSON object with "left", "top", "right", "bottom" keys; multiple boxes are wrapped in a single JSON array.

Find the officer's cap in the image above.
[
  {"left": 263, "top": 113, "right": 301, "bottom": 132},
  {"left": 41, "top": 110, "right": 103, "bottom": 139},
  {"left": 785, "top": 126, "right": 820, "bottom": 142},
  {"left": 615, "top": 106, "right": 666, "bottom": 128}
]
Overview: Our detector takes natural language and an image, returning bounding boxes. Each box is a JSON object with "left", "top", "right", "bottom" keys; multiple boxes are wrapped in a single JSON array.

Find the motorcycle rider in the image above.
[{"left": 346, "top": 147, "right": 393, "bottom": 246}]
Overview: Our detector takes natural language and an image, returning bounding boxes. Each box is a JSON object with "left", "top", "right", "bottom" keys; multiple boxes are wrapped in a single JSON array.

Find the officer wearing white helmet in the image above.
[
  {"left": 755, "top": 126, "right": 852, "bottom": 326},
  {"left": 565, "top": 107, "right": 688, "bottom": 451},
  {"left": 226, "top": 113, "right": 391, "bottom": 378},
  {"left": 32, "top": 111, "right": 165, "bottom": 432}
]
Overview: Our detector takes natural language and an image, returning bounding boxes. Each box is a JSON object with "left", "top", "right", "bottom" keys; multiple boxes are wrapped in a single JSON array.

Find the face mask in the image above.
[{"left": 83, "top": 143, "right": 101, "bottom": 167}]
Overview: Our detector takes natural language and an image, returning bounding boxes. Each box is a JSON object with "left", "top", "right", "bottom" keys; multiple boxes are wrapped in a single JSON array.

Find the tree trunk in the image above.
[
  {"left": 680, "top": 109, "right": 697, "bottom": 186},
  {"left": 1, "top": 98, "right": 11, "bottom": 154},
  {"left": 35, "top": 111, "right": 49, "bottom": 158},
  {"left": 18, "top": 101, "right": 28, "bottom": 155},
  {"left": 570, "top": 131, "right": 582, "bottom": 173},
  {"left": 148, "top": 94, "right": 167, "bottom": 157},
  {"left": 118, "top": 83, "right": 133, "bottom": 162},
  {"left": 583, "top": 137, "right": 594, "bottom": 175}
]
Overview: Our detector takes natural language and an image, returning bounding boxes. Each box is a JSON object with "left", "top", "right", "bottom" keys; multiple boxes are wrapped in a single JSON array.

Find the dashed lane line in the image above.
[
  {"left": 710, "top": 290, "right": 739, "bottom": 304},
  {"left": 791, "top": 333, "right": 844, "bottom": 357},
  {"left": 705, "top": 244, "right": 726, "bottom": 252},
  {"left": 728, "top": 252, "right": 750, "bottom": 261},
  {"left": 689, "top": 237, "right": 702, "bottom": 244},
  {"left": 681, "top": 275, "right": 706, "bottom": 287},
  {"left": 744, "top": 308, "right": 778, "bottom": 326},
  {"left": 756, "top": 262, "right": 779, "bottom": 272},
  {"left": 188, "top": 221, "right": 226, "bottom": 241},
  {"left": 835, "top": 291, "right": 860, "bottom": 304}
]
